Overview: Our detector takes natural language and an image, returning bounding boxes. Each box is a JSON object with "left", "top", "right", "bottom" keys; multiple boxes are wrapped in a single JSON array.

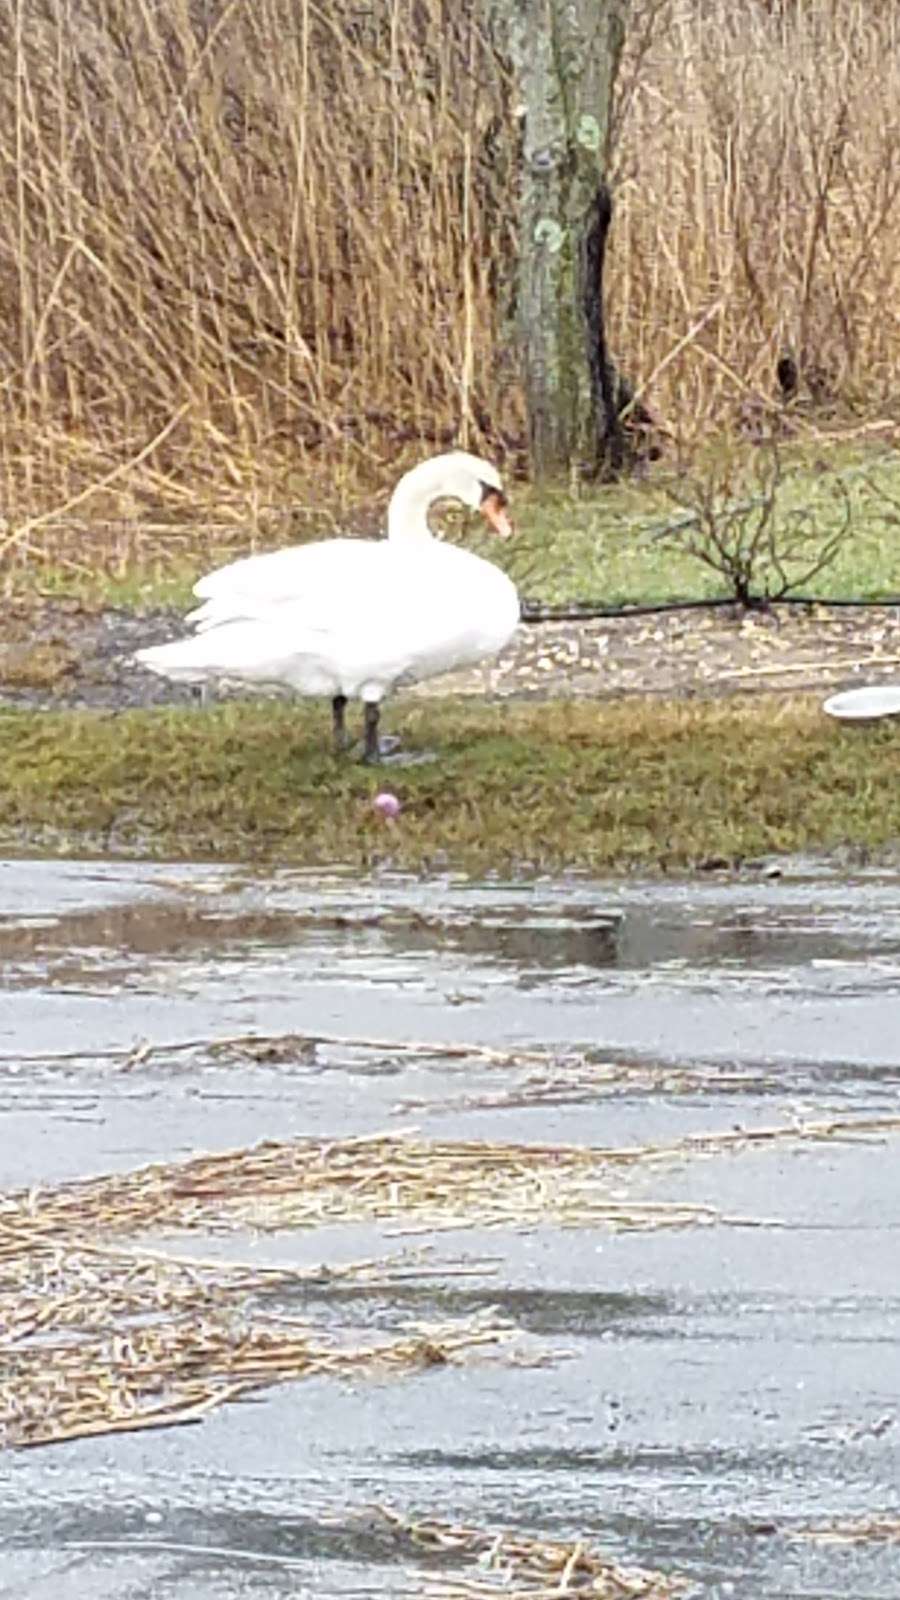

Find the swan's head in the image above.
[
  {"left": 440, "top": 451, "right": 514, "bottom": 539},
  {"left": 389, "top": 451, "right": 514, "bottom": 541}
]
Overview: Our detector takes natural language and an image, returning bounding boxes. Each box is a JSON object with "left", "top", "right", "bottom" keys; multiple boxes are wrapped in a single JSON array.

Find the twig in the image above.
[
  {"left": 59, "top": 1539, "right": 315, "bottom": 1568},
  {"left": 717, "top": 653, "right": 900, "bottom": 681},
  {"left": 619, "top": 301, "right": 724, "bottom": 424}
]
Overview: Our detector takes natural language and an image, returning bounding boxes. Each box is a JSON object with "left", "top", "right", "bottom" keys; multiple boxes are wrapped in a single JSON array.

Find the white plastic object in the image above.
[{"left": 823, "top": 685, "right": 900, "bottom": 721}]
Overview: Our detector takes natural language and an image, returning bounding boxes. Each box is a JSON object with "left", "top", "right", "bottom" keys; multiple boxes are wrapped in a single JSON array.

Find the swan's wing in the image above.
[
  {"left": 137, "top": 540, "right": 520, "bottom": 692},
  {"left": 187, "top": 540, "right": 391, "bottom": 631},
  {"left": 193, "top": 541, "right": 366, "bottom": 602},
  {"left": 182, "top": 539, "right": 518, "bottom": 673}
]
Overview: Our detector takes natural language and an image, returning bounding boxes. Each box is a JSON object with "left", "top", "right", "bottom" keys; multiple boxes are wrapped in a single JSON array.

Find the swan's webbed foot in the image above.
[{"left": 375, "top": 749, "right": 438, "bottom": 768}]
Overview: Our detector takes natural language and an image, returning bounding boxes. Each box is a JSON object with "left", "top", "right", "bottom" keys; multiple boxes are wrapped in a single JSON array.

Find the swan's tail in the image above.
[{"left": 134, "top": 637, "right": 216, "bottom": 683}]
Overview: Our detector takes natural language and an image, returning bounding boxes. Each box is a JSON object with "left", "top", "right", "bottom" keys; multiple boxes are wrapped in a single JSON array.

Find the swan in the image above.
[{"left": 134, "top": 451, "right": 520, "bottom": 761}]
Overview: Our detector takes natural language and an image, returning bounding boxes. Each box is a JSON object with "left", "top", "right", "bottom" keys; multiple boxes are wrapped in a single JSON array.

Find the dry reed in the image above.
[
  {"left": 2, "top": 0, "right": 900, "bottom": 568},
  {"left": 50, "top": 1506, "right": 684, "bottom": 1594},
  {"left": 5, "top": 1105, "right": 898, "bottom": 1450},
  {"left": 370, "top": 1505, "right": 685, "bottom": 1596},
  {"left": 4, "top": 1115, "right": 897, "bottom": 1250},
  {"left": 1, "top": 1240, "right": 517, "bottom": 1448},
  {"left": 791, "top": 1515, "right": 900, "bottom": 1546},
  {"left": 3, "top": 1026, "right": 770, "bottom": 1100},
  {"left": 0, "top": 1131, "right": 729, "bottom": 1242}
]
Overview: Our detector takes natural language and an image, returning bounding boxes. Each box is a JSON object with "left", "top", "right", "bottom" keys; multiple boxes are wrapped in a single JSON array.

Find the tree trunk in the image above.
[{"left": 500, "top": 0, "right": 628, "bottom": 481}]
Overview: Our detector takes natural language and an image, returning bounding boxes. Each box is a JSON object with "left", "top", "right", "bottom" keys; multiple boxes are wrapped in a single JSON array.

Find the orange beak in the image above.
[{"left": 479, "top": 490, "right": 514, "bottom": 539}]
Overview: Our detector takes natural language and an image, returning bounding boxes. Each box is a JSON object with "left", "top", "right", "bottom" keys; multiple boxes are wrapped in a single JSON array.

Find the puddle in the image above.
[{"left": 2, "top": 858, "right": 899, "bottom": 1597}]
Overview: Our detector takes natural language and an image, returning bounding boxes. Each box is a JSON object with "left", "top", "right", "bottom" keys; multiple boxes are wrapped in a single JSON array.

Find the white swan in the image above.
[{"left": 134, "top": 451, "right": 520, "bottom": 761}]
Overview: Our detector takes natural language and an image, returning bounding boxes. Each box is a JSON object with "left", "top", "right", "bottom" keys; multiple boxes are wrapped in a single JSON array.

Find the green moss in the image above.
[{"left": 1, "top": 696, "right": 897, "bottom": 871}]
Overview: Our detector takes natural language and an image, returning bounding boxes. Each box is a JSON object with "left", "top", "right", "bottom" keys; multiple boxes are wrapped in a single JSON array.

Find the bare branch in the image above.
[{"left": 656, "top": 440, "right": 856, "bottom": 606}]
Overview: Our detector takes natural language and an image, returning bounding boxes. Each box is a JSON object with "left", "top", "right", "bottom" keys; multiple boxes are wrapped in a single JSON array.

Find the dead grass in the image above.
[
  {"left": 0, "top": 1114, "right": 745, "bottom": 1454},
  {"left": 2, "top": 0, "right": 900, "bottom": 560},
  {"left": 0, "top": 1131, "right": 729, "bottom": 1243},
  {"left": 9, "top": 1114, "right": 899, "bottom": 1250},
  {"left": 0, "top": 695, "right": 898, "bottom": 871},
  {"left": 0, "top": 1236, "right": 519, "bottom": 1449},
  {"left": 14, "top": 1025, "right": 769, "bottom": 1108},
  {"left": 791, "top": 1516, "right": 900, "bottom": 1546},
  {"left": 611, "top": 0, "right": 900, "bottom": 436},
  {"left": 6, "top": 1309, "right": 513, "bottom": 1451},
  {"left": 0, "top": 637, "right": 77, "bottom": 688},
  {"left": 5, "top": 1112, "right": 899, "bottom": 1452},
  {"left": 371, "top": 1506, "right": 685, "bottom": 1596}
]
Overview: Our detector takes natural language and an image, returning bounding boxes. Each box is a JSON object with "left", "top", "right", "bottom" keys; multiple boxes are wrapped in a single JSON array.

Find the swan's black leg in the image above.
[
  {"left": 360, "top": 704, "right": 435, "bottom": 766},
  {"left": 332, "top": 693, "right": 348, "bottom": 753},
  {"left": 362, "top": 701, "right": 381, "bottom": 763}
]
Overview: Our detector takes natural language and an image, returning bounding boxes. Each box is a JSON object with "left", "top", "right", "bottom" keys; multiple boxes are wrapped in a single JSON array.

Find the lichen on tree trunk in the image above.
[{"left": 500, "top": 0, "right": 627, "bottom": 481}]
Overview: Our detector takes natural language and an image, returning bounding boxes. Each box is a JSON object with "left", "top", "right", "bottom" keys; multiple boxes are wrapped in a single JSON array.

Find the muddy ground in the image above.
[{"left": 2, "top": 598, "right": 900, "bottom": 710}]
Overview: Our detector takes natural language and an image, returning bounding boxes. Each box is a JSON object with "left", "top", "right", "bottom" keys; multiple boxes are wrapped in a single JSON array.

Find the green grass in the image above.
[
  {"left": 499, "top": 446, "right": 900, "bottom": 607},
  {"left": 18, "top": 557, "right": 225, "bottom": 612},
  {"left": 2, "top": 697, "right": 898, "bottom": 872},
  {"left": 10, "top": 440, "right": 900, "bottom": 613}
]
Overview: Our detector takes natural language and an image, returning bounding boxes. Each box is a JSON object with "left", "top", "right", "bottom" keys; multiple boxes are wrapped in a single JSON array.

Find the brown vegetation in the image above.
[{"left": 1, "top": 0, "right": 899, "bottom": 560}]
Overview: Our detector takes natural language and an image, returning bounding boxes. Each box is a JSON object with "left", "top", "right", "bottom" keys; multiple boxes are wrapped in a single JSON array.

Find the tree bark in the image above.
[{"left": 498, "top": 0, "right": 628, "bottom": 481}]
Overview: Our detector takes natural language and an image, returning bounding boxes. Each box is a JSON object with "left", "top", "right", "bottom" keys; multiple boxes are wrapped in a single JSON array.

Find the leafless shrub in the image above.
[{"left": 656, "top": 441, "right": 853, "bottom": 606}]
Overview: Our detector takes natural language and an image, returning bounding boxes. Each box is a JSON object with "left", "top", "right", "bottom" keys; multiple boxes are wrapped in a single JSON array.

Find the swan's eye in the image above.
[{"left": 478, "top": 480, "right": 506, "bottom": 507}]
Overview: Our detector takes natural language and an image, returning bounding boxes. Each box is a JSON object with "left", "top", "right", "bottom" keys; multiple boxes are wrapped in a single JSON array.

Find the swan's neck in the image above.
[{"left": 386, "top": 464, "right": 442, "bottom": 543}]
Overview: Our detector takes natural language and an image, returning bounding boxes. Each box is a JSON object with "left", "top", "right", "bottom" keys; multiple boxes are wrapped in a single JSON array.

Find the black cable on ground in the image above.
[{"left": 520, "top": 594, "right": 900, "bottom": 623}]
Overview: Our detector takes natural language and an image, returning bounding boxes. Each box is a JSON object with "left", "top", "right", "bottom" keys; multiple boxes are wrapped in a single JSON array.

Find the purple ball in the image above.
[{"left": 373, "top": 791, "right": 401, "bottom": 821}]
